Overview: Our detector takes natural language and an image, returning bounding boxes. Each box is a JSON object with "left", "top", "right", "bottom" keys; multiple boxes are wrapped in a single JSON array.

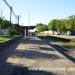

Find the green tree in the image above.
[
  {"left": 0, "top": 18, "right": 3, "bottom": 35},
  {"left": 0, "top": 18, "right": 3, "bottom": 24},
  {"left": 57, "top": 19, "right": 67, "bottom": 34},
  {"left": 48, "top": 19, "right": 57, "bottom": 34},
  {"left": 2, "top": 20, "right": 10, "bottom": 29},
  {"left": 60, "top": 19, "right": 67, "bottom": 35},
  {"left": 36, "top": 23, "right": 47, "bottom": 33},
  {"left": 48, "top": 19, "right": 69, "bottom": 35},
  {"left": 8, "top": 29, "right": 18, "bottom": 36},
  {"left": 68, "top": 15, "right": 75, "bottom": 31}
]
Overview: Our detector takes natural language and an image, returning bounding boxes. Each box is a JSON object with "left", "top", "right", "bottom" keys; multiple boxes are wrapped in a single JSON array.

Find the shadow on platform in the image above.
[{"left": 12, "top": 66, "right": 56, "bottom": 75}]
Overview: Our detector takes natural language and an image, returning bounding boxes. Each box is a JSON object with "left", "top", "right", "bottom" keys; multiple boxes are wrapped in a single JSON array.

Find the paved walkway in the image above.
[{"left": 0, "top": 37, "right": 75, "bottom": 75}]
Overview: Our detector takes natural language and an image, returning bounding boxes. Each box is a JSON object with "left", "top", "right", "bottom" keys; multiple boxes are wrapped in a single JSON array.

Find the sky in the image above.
[{"left": 0, "top": 0, "right": 75, "bottom": 26}]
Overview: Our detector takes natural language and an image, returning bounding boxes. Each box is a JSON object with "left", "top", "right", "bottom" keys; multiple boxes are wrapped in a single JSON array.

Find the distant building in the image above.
[
  {"left": 70, "top": 31, "right": 75, "bottom": 35},
  {"left": 19, "top": 25, "right": 36, "bottom": 37}
]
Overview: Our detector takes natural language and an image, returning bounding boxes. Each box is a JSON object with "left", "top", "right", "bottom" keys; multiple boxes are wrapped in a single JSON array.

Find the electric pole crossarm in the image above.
[
  {"left": 3, "top": 0, "right": 11, "bottom": 9},
  {"left": 3, "top": 0, "right": 20, "bottom": 27},
  {"left": 3, "top": 0, "right": 17, "bottom": 19},
  {"left": 12, "top": 10, "right": 17, "bottom": 19}
]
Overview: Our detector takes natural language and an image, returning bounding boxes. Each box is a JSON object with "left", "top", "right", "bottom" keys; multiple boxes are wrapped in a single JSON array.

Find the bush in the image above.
[{"left": 8, "top": 29, "right": 18, "bottom": 36}]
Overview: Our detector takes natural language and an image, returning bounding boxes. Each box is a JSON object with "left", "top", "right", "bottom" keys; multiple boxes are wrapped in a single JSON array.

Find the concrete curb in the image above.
[{"left": 0, "top": 37, "right": 20, "bottom": 50}]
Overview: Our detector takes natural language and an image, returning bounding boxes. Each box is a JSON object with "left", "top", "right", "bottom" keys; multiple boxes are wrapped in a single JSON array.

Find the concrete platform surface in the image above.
[{"left": 0, "top": 36, "right": 75, "bottom": 75}]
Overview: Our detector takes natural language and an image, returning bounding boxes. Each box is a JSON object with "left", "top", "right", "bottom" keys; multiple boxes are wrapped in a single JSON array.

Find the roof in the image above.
[{"left": 19, "top": 26, "right": 36, "bottom": 29}]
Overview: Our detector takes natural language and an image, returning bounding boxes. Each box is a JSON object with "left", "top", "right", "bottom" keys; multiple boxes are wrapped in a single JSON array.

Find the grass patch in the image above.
[
  {"left": 46, "top": 37, "right": 75, "bottom": 51},
  {"left": 0, "top": 35, "right": 13, "bottom": 42},
  {"left": 58, "top": 41, "right": 75, "bottom": 50},
  {"left": 37, "top": 33, "right": 49, "bottom": 36}
]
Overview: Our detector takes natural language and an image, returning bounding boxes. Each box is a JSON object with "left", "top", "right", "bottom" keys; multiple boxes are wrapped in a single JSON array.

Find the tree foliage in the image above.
[
  {"left": 36, "top": 23, "right": 47, "bottom": 33},
  {"left": 67, "top": 15, "right": 75, "bottom": 31},
  {"left": 2, "top": 20, "right": 10, "bottom": 29},
  {"left": 8, "top": 29, "right": 18, "bottom": 36},
  {"left": 48, "top": 15, "right": 75, "bottom": 35},
  {"left": 0, "top": 18, "right": 19, "bottom": 36},
  {"left": 48, "top": 19, "right": 57, "bottom": 34},
  {"left": 0, "top": 18, "right": 11, "bottom": 29}
]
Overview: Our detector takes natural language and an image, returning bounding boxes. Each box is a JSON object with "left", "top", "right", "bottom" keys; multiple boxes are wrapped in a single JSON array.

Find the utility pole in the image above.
[
  {"left": 3, "top": 0, "right": 17, "bottom": 28},
  {"left": 0, "top": 8, "right": 3, "bottom": 35},
  {"left": 10, "top": 6, "right": 12, "bottom": 28},
  {"left": 28, "top": 10, "right": 31, "bottom": 36},
  {"left": 17, "top": 15, "right": 21, "bottom": 36},
  {"left": 17, "top": 15, "right": 20, "bottom": 35},
  {"left": 17, "top": 15, "right": 20, "bottom": 25},
  {"left": 3, "top": 0, "right": 12, "bottom": 28},
  {"left": 0, "top": 8, "right": 3, "bottom": 18}
]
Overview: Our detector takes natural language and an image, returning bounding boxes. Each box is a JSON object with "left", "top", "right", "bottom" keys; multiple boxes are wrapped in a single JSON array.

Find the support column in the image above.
[
  {"left": 26, "top": 28, "right": 28, "bottom": 36},
  {"left": 24, "top": 28, "right": 26, "bottom": 37}
]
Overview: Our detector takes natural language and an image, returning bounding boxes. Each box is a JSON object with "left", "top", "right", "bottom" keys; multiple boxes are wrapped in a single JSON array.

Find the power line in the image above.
[
  {"left": 3, "top": 0, "right": 17, "bottom": 21},
  {"left": 12, "top": 9, "right": 17, "bottom": 19}
]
